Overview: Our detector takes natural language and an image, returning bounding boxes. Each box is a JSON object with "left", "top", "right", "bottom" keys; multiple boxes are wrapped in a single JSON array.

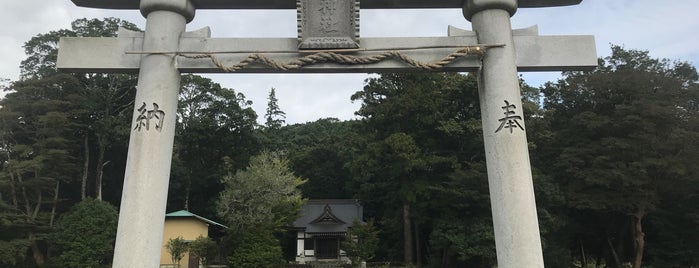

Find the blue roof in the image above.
[{"left": 166, "top": 210, "right": 228, "bottom": 229}]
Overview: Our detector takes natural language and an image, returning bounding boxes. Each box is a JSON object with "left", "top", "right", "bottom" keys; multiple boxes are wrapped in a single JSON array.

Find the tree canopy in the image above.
[
  {"left": 217, "top": 151, "right": 305, "bottom": 267},
  {"left": 538, "top": 45, "right": 699, "bottom": 268},
  {"left": 217, "top": 151, "right": 306, "bottom": 232}
]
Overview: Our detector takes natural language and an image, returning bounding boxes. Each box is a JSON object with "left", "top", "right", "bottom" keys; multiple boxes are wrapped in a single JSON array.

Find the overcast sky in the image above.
[{"left": 1, "top": 0, "right": 698, "bottom": 124}]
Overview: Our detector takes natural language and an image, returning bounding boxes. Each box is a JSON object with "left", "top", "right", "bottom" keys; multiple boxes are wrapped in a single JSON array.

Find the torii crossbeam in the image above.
[
  {"left": 58, "top": 1, "right": 595, "bottom": 267},
  {"left": 58, "top": 27, "right": 595, "bottom": 73}
]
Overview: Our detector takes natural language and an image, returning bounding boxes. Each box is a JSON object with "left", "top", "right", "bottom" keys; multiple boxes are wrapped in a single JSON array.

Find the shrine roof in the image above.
[
  {"left": 71, "top": 0, "right": 582, "bottom": 10},
  {"left": 292, "top": 199, "right": 363, "bottom": 233}
]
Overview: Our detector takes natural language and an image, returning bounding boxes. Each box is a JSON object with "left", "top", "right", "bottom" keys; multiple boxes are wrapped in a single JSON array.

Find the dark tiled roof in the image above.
[{"left": 293, "top": 199, "right": 363, "bottom": 233}]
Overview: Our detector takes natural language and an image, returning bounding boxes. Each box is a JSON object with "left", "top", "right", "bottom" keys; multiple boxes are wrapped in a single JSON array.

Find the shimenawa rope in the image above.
[{"left": 127, "top": 44, "right": 503, "bottom": 72}]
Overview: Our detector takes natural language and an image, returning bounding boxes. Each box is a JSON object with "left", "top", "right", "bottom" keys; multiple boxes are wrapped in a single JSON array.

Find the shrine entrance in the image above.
[
  {"left": 58, "top": 1, "right": 596, "bottom": 267},
  {"left": 315, "top": 237, "right": 341, "bottom": 259}
]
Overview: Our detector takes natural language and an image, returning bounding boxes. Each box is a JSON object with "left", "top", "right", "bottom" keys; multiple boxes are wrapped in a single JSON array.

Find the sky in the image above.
[{"left": 1, "top": 0, "right": 698, "bottom": 124}]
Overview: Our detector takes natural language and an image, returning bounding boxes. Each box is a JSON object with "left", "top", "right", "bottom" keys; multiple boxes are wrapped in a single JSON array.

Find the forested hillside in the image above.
[{"left": 1, "top": 18, "right": 697, "bottom": 268}]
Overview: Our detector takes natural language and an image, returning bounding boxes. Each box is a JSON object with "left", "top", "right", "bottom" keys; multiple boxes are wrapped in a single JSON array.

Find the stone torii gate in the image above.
[{"left": 58, "top": 0, "right": 595, "bottom": 267}]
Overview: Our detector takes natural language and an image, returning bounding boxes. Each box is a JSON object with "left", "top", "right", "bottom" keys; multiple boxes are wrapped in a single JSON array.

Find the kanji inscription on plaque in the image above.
[{"left": 297, "top": 0, "right": 360, "bottom": 49}]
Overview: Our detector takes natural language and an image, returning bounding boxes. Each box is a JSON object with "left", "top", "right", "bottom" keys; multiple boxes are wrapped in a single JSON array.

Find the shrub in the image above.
[
  {"left": 50, "top": 199, "right": 118, "bottom": 268},
  {"left": 227, "top": 230, "right": 284, "bottom": 268},
  {"left": 188, "top": 235, "right": 218, "bottom": 266},
  {"left": 166, "top": 236, "right": 188, "bottom": 266}
]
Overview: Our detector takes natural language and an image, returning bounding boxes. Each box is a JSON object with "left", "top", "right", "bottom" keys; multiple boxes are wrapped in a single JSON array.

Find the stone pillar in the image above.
[
  {"left": 463, "top": 0, "right": 545, "bottom": 267},
  {"left": 111, "top": 1, "right": 194, "bottom": 267}
]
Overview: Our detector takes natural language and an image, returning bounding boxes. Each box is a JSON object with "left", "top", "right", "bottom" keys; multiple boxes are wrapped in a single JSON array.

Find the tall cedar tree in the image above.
[
  {"left": 350, "top": 72, "right": 492, "bottom": 266},
  {"left": 265, "top": 87, "right": 286, "bottom": 129}
]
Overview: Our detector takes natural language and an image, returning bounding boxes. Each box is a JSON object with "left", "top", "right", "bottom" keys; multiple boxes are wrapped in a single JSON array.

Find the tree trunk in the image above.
[
  {"left": 185, "top": 174, "right": 191, "bottom": 210},
  {"left": 32, "top": 188, "right": 42, "bottom": 220},
  {"left": 8, "top": 171, "right": 18, "bottom": 207},
  {"left": 18, "top": 174, "right": 31, "bottom": 215},
  {"left": 403, "top": 203, "right": 413, "bottom": 265},
  {"left": 81, "top": 134, "right": 90, "bottom": 200},
  {"left": 3, "top": 149, "right": 18, "bottom": 206},
  {"left": 95, "top": 140, "right": 106, "bottom": 200},
  {"left": 632, "top": 209, "right": 646, "bottom": 268},
  {"left": 50, "top": 181, "right": 60, "bottom": 227},
  {"left": 29, "top": 232, "right": 45, "bottom": 265}
]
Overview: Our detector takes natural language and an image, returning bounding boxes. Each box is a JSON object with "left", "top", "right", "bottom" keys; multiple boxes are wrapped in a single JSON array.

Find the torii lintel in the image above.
[
  {"left": 71, "top": 0, "right": 582, "bottom": 10},
  {"left": 57, "top": 26, "right": 596, "bottom": 74}
]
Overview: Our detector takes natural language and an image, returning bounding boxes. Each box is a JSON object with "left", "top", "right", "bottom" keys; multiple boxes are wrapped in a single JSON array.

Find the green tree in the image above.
[
  {"left": 259, "top": 87, "right": 288, "bottom": 151},
  {"left": 0, "top": 74, "right": 84, "bottom": 266},
  {"left": 540, "top": 45, "right": 699, "bottom": 267},
  {"left": 17, "top": 17, "right": 140, "bottom": 204},
  {"left": 275, "top": 118, "right": 360, "bottom": 199},
  {"left": 217, "top": 151, "right": 305, "bottom": 266},
  {"left": 69, "top": 19, "right": 139, "bottom": 203},
  {"left": 188, "top": 235, "right": 218, "bottom": 266},
  {"left": 265, "top": 87, "right": 286, "bottom": 130},
  {"left": 427, "top": 163, "right": 496, "bottom": 267},
  {"left": 350, "top": 72, "right": 484, "bottom": 265},
  {"left": 0, "top": 19, "right": 141, "bottom": 266},
  {"left": 166, "top": 236, "right": 189, "bottom": 267},
  {"left": 20, "top": 17, "right": 138, "bottom": 80},
  {"left": 342, "top": 219, "right": 379, "bottom": 267},
  {"left": 227, "top": 230, "right": 284, "bottom": 268},
  {"left": 49, "top": 199, "right": 118, "bottom": 268},
  {"left": 217, "top": 151, "right": 306, "bottom": 231},
  {"left": 170, "top": 74, "right": 258, "bottom": 216}
]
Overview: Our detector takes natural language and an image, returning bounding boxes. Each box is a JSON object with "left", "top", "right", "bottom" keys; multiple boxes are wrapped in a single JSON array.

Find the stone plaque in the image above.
[{"left": 297, "top": 0, "right": 360, "bottom": 50}]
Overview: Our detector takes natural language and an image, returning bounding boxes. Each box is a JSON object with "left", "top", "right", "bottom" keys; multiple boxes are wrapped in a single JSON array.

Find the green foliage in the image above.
[
  {"left": 217, "top": 151, "right": 306, "bottom": 232},
  {"left": 217, "top": 151, "right": 304, "bottom": 266},
  {"left": 0, "top": 74, "right": 85, "bottom": 266},
  {"left": 227, "top": 230, "right": 284, "bottom": 268},
  {"left": 275, "top": 118, "right": 360, "bottom": 199},
  {"left": 49, "top": 199, "right": 118, "bottom": 268},
  {"left": 427, "top": 162, "right": 496, "bottom": 267},
  {"left": 171, "top": 74, "right": 259, "bottom": 215},
  {"left": 350, "top": 72, "right": 486, "bottom": 264},
  {"left": 540, "top": 45, "right": 699, "bottom": 267},
  {"left": 0, "top": 238, "right": 30, "bottom": 266},
  {"left": 0, "top": 18, "right": 143, "bottom": 266},
  {"left": 188, "top": 235, "right": 218, "bottom": 266},
  {"left": 166, "top": 236, "right": 189, "bottom": 266},
  {"left": 342, "top": 219, "right": 380, "bottom": 267},
  {"left": 265, "top": 87, "right": 286, "bottom": 130},
  {"left": 9, "top": 16, "right": 140, "bottom": 204},
  {"left": 21, "top": 17, "right": 139, "bottom": 79}
]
